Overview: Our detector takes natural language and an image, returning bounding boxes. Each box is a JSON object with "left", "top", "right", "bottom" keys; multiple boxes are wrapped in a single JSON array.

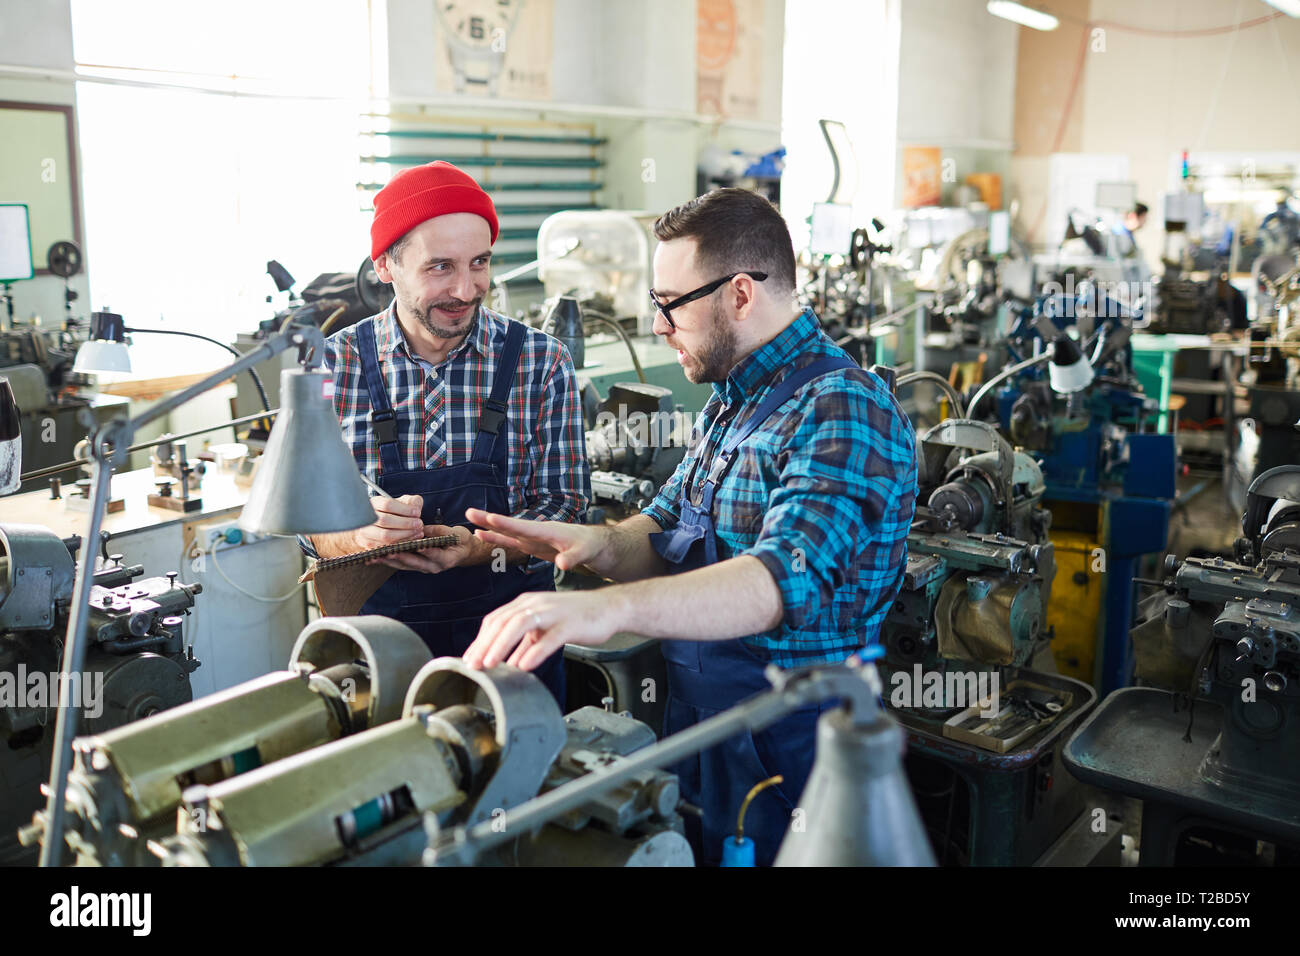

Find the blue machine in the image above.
[{"left": 989, "top": 287, "right": 1176, "bottom": 694}]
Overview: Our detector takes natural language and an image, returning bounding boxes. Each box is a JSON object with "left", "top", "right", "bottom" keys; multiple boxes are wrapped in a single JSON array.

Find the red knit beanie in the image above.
[{"left": 369, "top": 161, "right": 499, "bottom": 261}]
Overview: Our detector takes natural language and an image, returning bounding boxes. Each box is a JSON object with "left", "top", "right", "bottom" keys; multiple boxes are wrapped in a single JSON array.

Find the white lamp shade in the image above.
[{"left": 73, "top": 339, "right": 133, "bottom": 374}]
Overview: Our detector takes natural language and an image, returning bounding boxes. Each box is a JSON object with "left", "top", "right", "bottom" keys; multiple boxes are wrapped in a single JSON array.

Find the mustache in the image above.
[{"left": 431, "top": 297, "right": 480, "bottom": 311}]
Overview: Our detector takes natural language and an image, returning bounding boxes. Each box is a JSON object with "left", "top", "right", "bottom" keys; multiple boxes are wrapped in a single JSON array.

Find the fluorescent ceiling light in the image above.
[
  {"left": 987, "top": 1, "right": 1060, "bottom": 31},
  {"left": 1262, "top": 0, "right": 1300, "bottom": 17}
]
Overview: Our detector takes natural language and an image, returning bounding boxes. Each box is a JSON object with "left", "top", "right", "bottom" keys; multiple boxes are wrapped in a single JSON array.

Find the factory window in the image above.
[{"left": 70, "top": 0, "right": 380, "bottom": 370}]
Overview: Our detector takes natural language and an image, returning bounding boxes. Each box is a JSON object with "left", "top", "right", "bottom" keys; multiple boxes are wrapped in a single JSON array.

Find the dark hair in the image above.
[
  {"left": 386, "top": 232, "right": 412, "bottom": 265},
  {"left": 1133, "top": 202, "right": 1149, "bottom": 218},
  {"left": 653, "top": 187, "right": 796, "bottom": 296}
]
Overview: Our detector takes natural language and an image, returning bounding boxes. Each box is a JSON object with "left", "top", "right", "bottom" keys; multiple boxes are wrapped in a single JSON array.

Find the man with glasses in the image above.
[{"left": 462, "top": 187, "right": 917, "bottom": 865}]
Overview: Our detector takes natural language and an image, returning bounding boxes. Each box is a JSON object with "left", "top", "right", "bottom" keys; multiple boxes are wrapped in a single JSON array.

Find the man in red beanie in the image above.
[{"left": 306, "top": 161, "right": 590, "bottom": 706}]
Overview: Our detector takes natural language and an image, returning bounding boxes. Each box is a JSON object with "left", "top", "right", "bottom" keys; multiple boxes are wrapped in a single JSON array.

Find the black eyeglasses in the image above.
[{"left": 648, "top": 271, "right": 768, "bottom": 330}]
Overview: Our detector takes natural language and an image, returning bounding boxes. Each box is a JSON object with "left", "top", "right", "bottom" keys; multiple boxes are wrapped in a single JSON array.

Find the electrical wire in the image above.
[
  {"left": 895, "top": 370, "right": 966, "bottom": 419},
  {"left": 966, "top": 351, "right": 1054, "bottom": 420},
  {"left": 579, "top": 311, "right": 647, "bottom": 384},
  {"left": 207, "top": 536, "right": 304, "bottom": 603},
  {"left": 124, "top": 326, "right": 272, "bottom": 420}
]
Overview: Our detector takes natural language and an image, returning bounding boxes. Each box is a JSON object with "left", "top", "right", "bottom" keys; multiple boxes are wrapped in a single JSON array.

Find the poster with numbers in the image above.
[{"left": 434, "top": 0, "right": 553, "bottom": 100}]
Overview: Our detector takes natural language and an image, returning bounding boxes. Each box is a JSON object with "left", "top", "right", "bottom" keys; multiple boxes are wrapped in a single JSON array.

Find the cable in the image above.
[
  {"left": 581, "top": 312, "right": 647, "bottom": 384},
  {"left": 895, "top": 370, "right": 966, "bottom": 419},
  {"left": 125, "top": 326, "right": 272, "bottom": 418},
  {"left": 208, "top": 536, "right": 304, "bottom": 603},
  {"left": 966, "top": 351, "right": 1054, "bottom": 420}
]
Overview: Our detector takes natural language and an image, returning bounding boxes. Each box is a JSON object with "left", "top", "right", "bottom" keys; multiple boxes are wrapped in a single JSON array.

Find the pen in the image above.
[{"left": 359, "top": 472, "right": 392, "bottom": 499}]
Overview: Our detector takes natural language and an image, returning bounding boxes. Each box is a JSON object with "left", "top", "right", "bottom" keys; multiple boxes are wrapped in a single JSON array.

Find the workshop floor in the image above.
[{"left": 1163, "top": 472, "right": 1243, "bottom": 565}]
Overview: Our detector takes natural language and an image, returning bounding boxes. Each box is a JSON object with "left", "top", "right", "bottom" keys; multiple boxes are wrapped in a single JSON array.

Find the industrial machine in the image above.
[
  {"left": 0, "top": 241, "right": 130, "bottom": 495},
  {"left": 21, "top": 615, "right": 430, "bottom": 866},
  {"left": 980, "top": 285, "right": 1176, "bottom": 693},
  {"left": 1244, "top": 253, "right": 1300, "bottom": 483},
  {"left": 1065, "top": 465, "right": 1300, "bottom": 865},
  {"left": 878, "top": 419, "right": 1107, "bottom": 866},
  {"left": 135, "top": 652, "right": 930, "bottom": 868},
  {"left": 150, "top": 658, "right": 691, "bottom": 867},
  {"left": 583, "top": 380, "right": 690, "bottom": 524},
  {"left": 0, "top": 523, "right": 201, "bottom": 864}
]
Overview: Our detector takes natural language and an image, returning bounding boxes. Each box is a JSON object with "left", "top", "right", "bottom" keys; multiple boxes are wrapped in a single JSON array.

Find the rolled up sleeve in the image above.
[{"left": 747, "top": 384, "right": 917, "bottom": 635}]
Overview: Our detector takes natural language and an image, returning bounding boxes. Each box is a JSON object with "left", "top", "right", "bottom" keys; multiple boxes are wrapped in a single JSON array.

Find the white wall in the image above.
[
  {"left": 0, "top": 0, "right": 89, "bottom": 328},
  {"left": 895, "top": 0, "right": 1019, "bottom": 205},
  {"left": 1080, "top": 0, "right": 1300, "bottom": 266},
  {"left": 384, "top": 0, "right": 785, "bottom": 216},
  {"left": 1011, "top": 0, "right": 1300, "bottom": 261}
]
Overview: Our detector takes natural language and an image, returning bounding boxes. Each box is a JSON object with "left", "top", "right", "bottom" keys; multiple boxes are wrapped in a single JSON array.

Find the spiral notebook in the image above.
[{"left": 302, "top": 534, "right": 458, "bottom": 616}]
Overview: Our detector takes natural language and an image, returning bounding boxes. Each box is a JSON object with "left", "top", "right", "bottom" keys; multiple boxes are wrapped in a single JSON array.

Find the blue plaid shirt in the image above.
[
  {"left": 642, "top": 308, "right": 917, "bottom": 667},
  {"left": 303, "top": 303, "right": 589, "bottom": 557}
]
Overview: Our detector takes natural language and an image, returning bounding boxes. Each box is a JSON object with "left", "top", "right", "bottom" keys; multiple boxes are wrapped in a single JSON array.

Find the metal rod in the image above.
[
  {"left": 432, "top": 667, "right": 878, "bottom": 862},
  {"left": 37, "top": 459, "right": 112, "bottom": 866},
  {"left": 19, "top": 408, "right": 281, "bottom": 484},
  {"left": 834, "top": 297, "right": 931, "bottom": 344},
  {"left": 129, "top": 333, "right": 300, "bottom": 435}
]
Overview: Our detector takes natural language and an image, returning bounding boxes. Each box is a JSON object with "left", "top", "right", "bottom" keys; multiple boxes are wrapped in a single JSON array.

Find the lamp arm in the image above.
[
  {"left": 125, "top": 326, "right": 272, "bottom": 414},
  {"left": 427, "top": 663, "right": 884, "bottom": 865},
  {"left": 36, "top": 322, "right": 324, "bottom": 866}
]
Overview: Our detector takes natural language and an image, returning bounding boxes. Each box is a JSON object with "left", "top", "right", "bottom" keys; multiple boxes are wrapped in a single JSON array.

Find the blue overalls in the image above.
[
  {"left": 353, "top": 316, "right": 565, "bottom": 706},
  {"left": 650, "top": 355, "right": 859, "bottom": 866}
]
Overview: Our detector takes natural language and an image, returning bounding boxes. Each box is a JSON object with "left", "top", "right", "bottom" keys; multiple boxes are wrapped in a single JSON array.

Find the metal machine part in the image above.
[
  {"left": 885, "top": 420, "right": 1055, "bottom": 675},
  {"left": 1069, "top": 466, "right": 1300, "bottom": 862},
  {"left": 1131, "top": 466, "right": 1300, "bottom": 800},
  {"left": 21, "top": 616, "right": 431, "bottom": 866},
  {"left": 150, "top": 659, "right": 690, "bottom": 867},
  {"left": 583, "top": 381, "right": 690, "bottom": 522},
  {"left": 0, "top": 524, "right": 202, "bottom": 865},
  {"left": 426, "top": 657, "right": 932, "bottom": 868}
]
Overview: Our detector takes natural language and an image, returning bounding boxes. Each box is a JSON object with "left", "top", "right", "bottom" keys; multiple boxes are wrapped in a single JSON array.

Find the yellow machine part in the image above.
[{"left": 1046, "top": 528, "right": 1105, "bottom": 684}]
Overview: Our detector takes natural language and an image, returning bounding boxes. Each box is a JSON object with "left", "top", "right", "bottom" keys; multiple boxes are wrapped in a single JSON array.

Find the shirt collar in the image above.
[
  {"left": 713, "top": 307, "right": 822, "bottom": 407},
  {"left": 374, "top": 301, "right": 492, "bottom": 365}
]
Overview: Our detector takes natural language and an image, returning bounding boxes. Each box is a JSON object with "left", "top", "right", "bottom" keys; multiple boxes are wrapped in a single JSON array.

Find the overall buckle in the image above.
[
  {"left": 370, "top": 409, "right": 398, "bottom": 446},
  {"left": 477, "top": 400, "right": 507, "bottom": 436}
]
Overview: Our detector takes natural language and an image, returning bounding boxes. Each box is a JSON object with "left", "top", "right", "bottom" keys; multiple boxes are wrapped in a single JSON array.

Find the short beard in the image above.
[
  {"left": 402, "top": 293, "right": 481, "bottom": 340},
  {"left": 688, "top": 297, "right": 739, "bottom": 383}
]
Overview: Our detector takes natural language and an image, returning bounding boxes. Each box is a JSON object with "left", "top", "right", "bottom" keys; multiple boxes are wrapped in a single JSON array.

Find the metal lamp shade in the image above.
[
  {"left": 239, "top": 368, "right": 376, "bottom": 535},
  {"left": 72, "top": 339, "right": 132, "bottom": 374},
  {"left": 775, "top": 708, "right": 936, "bottom": 866}
]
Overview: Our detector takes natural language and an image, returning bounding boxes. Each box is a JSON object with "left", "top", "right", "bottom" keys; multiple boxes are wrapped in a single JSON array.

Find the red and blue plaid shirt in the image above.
[{"left": 321, "top": 302, "right": 590, "bottom": 525}]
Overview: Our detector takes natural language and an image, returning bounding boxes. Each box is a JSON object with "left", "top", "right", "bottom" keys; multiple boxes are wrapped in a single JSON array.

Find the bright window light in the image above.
[
  {"left": 986, "top": 1, "right": 1060, "bottom": 31},
  {"left": 70, "top": 1, "right": 377, "bottom": 372}
]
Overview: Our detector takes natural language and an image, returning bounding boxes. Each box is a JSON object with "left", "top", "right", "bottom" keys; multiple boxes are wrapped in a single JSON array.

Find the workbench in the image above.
[{"left": 0, "top": 465, "right": 308, "bottom": 700}]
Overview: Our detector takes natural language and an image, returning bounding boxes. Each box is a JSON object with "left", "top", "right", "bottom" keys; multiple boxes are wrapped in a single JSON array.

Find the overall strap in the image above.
[
  {"left": 697, "top": 355, "right": 859, "bottom": 510},
  {"left": 471, "top": 319, "right": 526, "bottom": 463},
  {"left": 356, "top": 317, "right": 403, "bottom": 475}
]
